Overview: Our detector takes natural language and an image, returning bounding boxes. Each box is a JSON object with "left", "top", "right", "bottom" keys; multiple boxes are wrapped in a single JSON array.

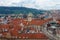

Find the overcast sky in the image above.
[{"left": 0, "top": 0, "right": 60, "bottom": 10}]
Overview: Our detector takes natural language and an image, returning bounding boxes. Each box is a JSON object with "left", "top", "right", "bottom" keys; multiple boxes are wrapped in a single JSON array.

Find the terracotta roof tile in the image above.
[{"left": 0, "top": 18, "right": 52, "bottom": 39}]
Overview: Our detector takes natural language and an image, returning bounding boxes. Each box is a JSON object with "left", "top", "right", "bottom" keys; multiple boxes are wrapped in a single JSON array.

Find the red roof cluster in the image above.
[{"left": 0, "top": 18, "right": 52, "bottom": 39}]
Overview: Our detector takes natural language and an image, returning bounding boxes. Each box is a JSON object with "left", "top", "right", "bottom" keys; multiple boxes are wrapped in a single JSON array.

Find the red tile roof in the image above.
[{"left": 0, "top": 18, "right": 52, "bottom": 39}]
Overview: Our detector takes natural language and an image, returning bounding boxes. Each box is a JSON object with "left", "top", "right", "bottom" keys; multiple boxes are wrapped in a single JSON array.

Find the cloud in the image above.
[{"left": 0, "top": 0, "right": 60, "bottom": 10}]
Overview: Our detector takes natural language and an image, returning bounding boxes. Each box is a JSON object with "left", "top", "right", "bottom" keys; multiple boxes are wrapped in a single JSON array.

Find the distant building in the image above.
[
  {"left": 27, "top": 13, "right": 34, "bottom": 21},
  {"left": 23, "top": 14, "right": 27, "bottom": 19},
  {"left": 18, "top": 13, "right": 23, "bottom": 19}
]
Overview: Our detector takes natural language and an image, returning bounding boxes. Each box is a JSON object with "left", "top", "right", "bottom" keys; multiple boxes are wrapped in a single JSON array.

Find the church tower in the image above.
[{"left": 27, "top": 13, "right": 33, "bottom": 21}]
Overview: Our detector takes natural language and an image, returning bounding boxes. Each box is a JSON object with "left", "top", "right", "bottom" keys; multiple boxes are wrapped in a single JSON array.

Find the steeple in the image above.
[{"left": 27, "top": 12, "right": 33, "bottom": 21}]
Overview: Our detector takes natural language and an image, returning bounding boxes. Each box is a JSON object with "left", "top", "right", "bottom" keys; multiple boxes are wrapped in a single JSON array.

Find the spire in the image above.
[
  {"left": 27, "top": 12, "right": 34, "bottom": 21},
  {"left": 28, "top": 12, "right": 34, "bottom": 17}
]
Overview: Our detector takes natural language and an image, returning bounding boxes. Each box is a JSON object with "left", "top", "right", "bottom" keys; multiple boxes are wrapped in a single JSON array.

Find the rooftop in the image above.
[{"left": 0, "top": 18, "right": 52, "bottom": 39}]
